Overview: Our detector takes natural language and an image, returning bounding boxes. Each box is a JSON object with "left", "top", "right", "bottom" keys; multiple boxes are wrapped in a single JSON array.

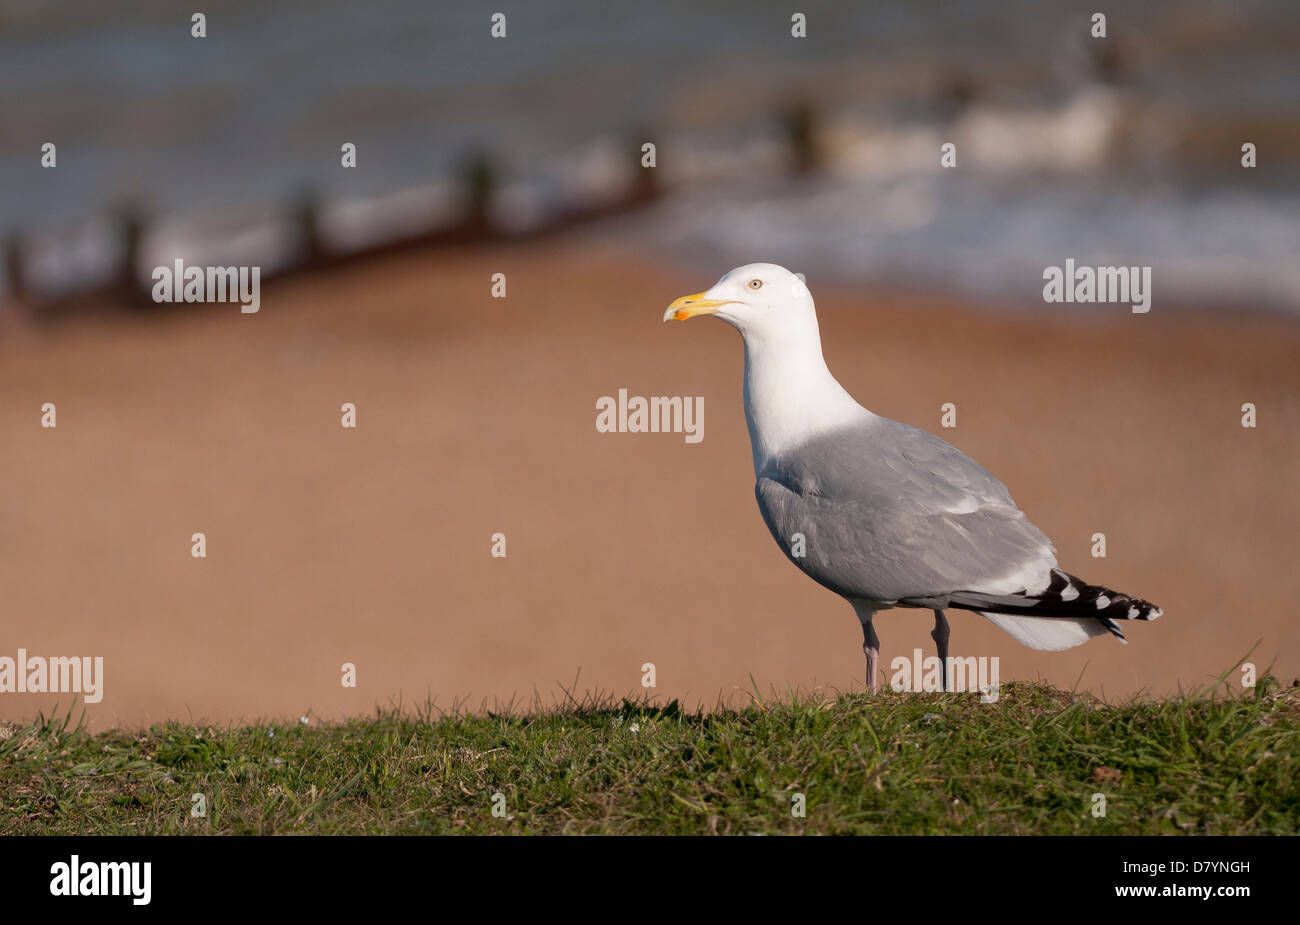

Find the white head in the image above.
[
  {"left": 662, "top": 263, "right": 820, "bottom": 348},
  {"left": 663, "top": 263, "right": 868, "bottom": 469}
]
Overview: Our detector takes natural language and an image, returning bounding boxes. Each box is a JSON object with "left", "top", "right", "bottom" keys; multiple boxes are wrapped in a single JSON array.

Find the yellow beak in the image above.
[{"left": 663, "top": 291, "right": 729, "bottom": 322}]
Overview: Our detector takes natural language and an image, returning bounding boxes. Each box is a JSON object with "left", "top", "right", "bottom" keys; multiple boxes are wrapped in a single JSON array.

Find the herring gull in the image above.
[{"left": 664, "top": 263, "right": 1162, "bottom": 692}]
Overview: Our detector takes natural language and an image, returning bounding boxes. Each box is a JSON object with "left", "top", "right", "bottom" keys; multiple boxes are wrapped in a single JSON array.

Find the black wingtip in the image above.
[
  {"left": 946, "top": 569, "right": 1163, "bottom": 627},
  {"left": 1098, "top": 615, "right": 1128, "bottom": 642}
]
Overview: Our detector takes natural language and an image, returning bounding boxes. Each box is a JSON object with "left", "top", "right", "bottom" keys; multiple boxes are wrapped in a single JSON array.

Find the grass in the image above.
[{"left": 1, "top": 678, "right": 1296, "bottom": 835}]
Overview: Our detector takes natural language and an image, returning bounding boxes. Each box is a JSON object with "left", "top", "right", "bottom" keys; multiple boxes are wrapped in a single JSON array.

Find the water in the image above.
[{"left": 2, "top": 0, "right": 1297, "bottom": 309}]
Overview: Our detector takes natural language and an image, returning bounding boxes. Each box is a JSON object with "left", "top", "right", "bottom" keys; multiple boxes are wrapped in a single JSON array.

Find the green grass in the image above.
[{"left": 2, "top": 679, "right": 1296, "bottom": 835}]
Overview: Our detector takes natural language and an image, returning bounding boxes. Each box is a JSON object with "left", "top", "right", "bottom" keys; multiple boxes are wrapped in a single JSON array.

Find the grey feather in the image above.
[{"left": 754, "top": 416, "right": 1055, "bottom": 604}]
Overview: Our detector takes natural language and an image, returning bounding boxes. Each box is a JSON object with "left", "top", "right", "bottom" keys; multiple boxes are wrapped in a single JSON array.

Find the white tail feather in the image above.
[{"left": 980, "top": 611, "right": 1108, "bottom": 651}]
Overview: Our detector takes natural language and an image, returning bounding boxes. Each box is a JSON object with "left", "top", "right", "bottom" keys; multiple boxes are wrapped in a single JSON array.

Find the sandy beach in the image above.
[{"left": 1, "top": 239, "right": 1296, "bottom": 729}]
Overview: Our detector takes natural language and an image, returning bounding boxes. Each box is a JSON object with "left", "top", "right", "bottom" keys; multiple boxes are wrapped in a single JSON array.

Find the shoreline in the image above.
[{"left": 1, "top": 239, "right": 1295, "bottom": 729}]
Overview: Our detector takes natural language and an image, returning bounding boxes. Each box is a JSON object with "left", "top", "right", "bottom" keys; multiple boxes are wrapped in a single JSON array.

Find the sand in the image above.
[{"left": 0, "top": 240, "right": 1296, "bottom": 729}]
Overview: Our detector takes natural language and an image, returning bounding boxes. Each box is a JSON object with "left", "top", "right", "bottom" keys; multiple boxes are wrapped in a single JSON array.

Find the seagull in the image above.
[{"left": 664, "top": 263, "right": 1162, "bottom": 693}]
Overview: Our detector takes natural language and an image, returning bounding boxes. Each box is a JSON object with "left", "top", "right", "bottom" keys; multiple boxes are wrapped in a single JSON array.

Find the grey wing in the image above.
[{"left": 754, "top": 418, "right": 1057, "bottom": 603}]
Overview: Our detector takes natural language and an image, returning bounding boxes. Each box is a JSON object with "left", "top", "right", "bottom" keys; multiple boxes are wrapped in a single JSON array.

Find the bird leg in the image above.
[
  {"left": 931, "top": 609, "right": 950, "bottom": 692},
  {"left": 861, "top": 617, "right": 881, "bottom": 694}
]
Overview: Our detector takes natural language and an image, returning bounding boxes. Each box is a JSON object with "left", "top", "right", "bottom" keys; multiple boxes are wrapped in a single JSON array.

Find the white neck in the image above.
[{"left": 740, "top": 320, "right": 871, "bottom": 476}]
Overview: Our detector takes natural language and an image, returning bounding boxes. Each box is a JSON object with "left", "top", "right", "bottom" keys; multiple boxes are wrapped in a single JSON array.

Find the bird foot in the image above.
[{"left": 863, "top": 645, "right": 879, "bottom": 694}]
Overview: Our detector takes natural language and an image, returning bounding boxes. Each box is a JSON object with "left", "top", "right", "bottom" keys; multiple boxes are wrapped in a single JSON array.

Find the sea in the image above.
[{"left": 2, "top": 0, "right": 1297, "bottom": 311}]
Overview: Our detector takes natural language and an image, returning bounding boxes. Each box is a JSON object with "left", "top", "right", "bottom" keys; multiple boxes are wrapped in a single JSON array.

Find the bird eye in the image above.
[{"left": 748, "top": 279, "right": 763, "bottom": 290}]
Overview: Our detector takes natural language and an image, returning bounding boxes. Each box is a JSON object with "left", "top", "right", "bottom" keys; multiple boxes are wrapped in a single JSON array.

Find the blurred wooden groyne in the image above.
[
  {"left": 2, "top": 147, "right": 658, "bottom": 320},
  {"left": 0, "top": 102, "right": 832, "bottom": 322}
]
